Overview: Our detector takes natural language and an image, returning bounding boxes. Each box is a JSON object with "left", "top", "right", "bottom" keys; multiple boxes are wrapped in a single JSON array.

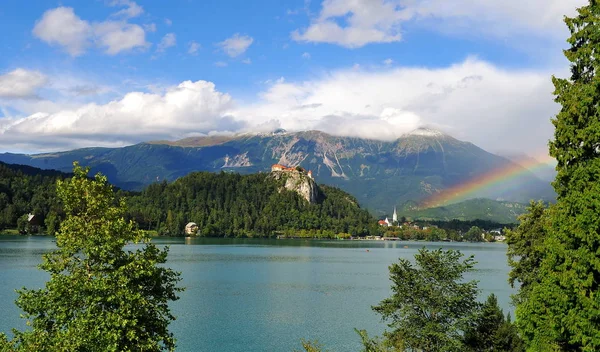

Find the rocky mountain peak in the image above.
[{"left": 405, "top": 127, "right": 446, "bottom": 138}]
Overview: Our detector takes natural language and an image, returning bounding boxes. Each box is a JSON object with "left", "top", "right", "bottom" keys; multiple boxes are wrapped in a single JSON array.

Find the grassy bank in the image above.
[{"left": 0, "top": 229, "right": 21, "bottom": 235}]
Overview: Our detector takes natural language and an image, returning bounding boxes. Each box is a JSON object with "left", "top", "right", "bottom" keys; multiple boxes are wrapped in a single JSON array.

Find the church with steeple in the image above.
[{"left": 378, "top": 206, "right": 399, "bottom": 227}]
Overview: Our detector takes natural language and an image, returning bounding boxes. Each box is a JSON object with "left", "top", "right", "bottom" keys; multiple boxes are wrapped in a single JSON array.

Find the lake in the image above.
[{"left": 0, "top": 236, "right": 514, "bottom": 351}]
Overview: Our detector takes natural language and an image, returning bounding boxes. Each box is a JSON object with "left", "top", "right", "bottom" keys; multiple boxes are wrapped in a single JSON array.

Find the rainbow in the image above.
[{"left": 421, "top": 154, "right": 556, "bottom": 208}]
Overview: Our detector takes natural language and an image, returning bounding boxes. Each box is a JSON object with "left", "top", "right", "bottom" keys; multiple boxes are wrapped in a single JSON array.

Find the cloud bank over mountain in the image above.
[{"left": 0, "top": 58, "right": 557, "bottom": 154}]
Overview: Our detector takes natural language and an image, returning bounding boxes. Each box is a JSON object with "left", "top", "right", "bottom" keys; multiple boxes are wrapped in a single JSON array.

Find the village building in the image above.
[
  {"left": 26, "top": 213, "right": 40, "bottom": 234},
  {"left": 271, "top": 164, "right": 291, "bottom": 172},
  {"left": 493, "top": 235, "right": 507, "bottom": 242},
  {"left": 378, "top": 217, "right": 393, "bottom": 227},
  {"left": 271, "top": 164, "right": 314, "bottom": 179},
  {"left": 185, "top": 222, "right": 199, "bottom": 236},
  {"left": 378, "top": 207, "right": 399, "bottom": 227}
]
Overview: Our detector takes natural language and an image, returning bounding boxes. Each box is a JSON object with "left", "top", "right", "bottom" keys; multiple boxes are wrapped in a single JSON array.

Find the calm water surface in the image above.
[{"left": 0, "top": 236, "right": 514, "bottom": 351}]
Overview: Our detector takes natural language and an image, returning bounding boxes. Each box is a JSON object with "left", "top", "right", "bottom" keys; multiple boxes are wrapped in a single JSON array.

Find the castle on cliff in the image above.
[{"left": 271, "top": 164, "right": 313, "bottom": 179}]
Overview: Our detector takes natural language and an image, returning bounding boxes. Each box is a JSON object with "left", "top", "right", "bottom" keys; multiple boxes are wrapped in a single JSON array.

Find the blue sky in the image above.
[{"left": 0, "top": 0, "right": 588, "bottom": 154}]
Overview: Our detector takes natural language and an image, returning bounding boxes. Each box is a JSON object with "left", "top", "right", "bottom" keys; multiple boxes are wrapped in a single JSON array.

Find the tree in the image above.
[
  {"left": 44, "top": 211, "right": 59, "bottom": 236},
  {"left": 464, "top": 226, "right": 484, "bottom": 242},
  {"left": 355, "top": 329, "right": 402, "bottom": 352},
  {"left": 372, "top": 249, "right": 480, "bottom": 351},
  {"left": 15, "top": 214, "right": 27, "bottom": 234},
  {"left": 506, "top": 201, "right": 548, "bottom": 306},
  {"left": 463, "top": 294, "right": 524, "bottom": 352},
  {"left": 1, "top": 163, "right": 182, "bottom": 351},
  {"left": 510, "top": 2, "right": 600, "bottom": 350},
  {"left": 295, "top": 339, "right": 328, "bottom": 352}
]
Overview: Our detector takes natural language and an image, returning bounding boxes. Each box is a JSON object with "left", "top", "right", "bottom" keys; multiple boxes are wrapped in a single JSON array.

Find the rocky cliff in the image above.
[{"left": 270, "top": 169, "right": 318, "bottom": 204}]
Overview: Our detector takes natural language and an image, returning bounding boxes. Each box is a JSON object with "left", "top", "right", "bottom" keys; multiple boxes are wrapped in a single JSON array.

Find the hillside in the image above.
[
  {"left": 126, "top": 170, "right": 377, "bottom": 237},
  {"left": 0, "top": 129, "right": 555, "bottom": 216},
  {"left": 0, "top": 162, "right": 71, "bottom": 231},
  {"left": 399, "top": 198, "right": 530, "bottom": 224},
  {"left": 0, "top": 161, "right": 376, "bottom": 237}
]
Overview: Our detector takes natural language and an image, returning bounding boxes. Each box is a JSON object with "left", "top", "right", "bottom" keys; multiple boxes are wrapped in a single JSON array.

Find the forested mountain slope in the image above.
[{"left": 0, "top": 129, "right": 555, "bottom": 216}]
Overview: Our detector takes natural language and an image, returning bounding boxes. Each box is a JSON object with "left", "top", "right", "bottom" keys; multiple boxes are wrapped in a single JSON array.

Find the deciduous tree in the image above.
[
  {"left": 372, "top": 249, "right": 480, "bottom": 352},
  {"left": 1, "top": 163, "right": 182, "bottom": 351}
]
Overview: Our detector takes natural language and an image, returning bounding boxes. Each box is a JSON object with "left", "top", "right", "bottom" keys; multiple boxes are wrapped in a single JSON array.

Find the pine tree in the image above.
[
  {"left": 1, "top": 164, "right": 183, "bottom": 351},
  {"left": 463, "top": 294, "right": 524, "bottom": 352},
  {"left": 514, "top": 1, "right": 600, "bottom": 350}
]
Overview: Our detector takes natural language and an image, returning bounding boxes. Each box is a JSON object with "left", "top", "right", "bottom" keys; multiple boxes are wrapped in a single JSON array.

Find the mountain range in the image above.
[{"left": 0, "top": 128, "right": 555, "bottom": 217}]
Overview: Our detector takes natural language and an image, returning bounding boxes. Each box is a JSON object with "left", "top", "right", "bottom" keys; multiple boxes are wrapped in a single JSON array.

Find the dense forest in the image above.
[
  {"left": 0, "top": 162, "right": 67, "bottom": 232},
  {"left": 0, "top": 162, "right": 379, "bottom": 237},
  {"left": 125, "top": 171, "right": 378, "bottom": 237}
]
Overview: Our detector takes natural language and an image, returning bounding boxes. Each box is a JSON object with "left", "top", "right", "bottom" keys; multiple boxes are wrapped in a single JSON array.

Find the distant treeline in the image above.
[
  {"left": 419, "top": 219, "right": 516, "bottom": 231},
  {"left": 0, "top": 162, "right": 378, "bottom": 237},
  {"left": 0, "top": 162, "right": 67, "bottom": 232},
  {"left": 0, "top": 161, "right": 516, "bottom": 238}
]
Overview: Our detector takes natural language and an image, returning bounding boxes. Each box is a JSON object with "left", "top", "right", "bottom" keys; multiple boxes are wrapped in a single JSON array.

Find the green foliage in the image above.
[
  {"left": 126, "top": 171, "right": 377, "bottom": 237},
  {"left": 463, "top": 294, "right": 524, "bottom": 352},
  {"left": 401, "top": 198, "right": 529, "bottom": 224},
  {"left": 295, "top": 339, "right": 327, "bottom": 352},
  {"left": 43, "top": 211, "right": 59, "bottom": 236},
  {"left": 355, "top": 329, "right": 402, "bottom": 352},
  {"left": 0, "top": 162, "right": 66, "bottom": 232},
  {"left": 464, "top": 226, "right": 485, "bottom": 242},
  {"left": 2, "top": 163, "right": 183, "bottom": 351},
  {"left": 506, "top": 201, "right": 548, "bottom": 307},
  {"left": 372, "top": 249, "right": 480, "bottom": 352},
  {"left": 508, "top": 2, "right": 600, "bottom": 350}
]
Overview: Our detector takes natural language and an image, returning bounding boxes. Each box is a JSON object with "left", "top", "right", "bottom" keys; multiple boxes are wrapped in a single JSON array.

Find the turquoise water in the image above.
[{"left": 0, "top": 236, "right": 514, "bottom": 351}]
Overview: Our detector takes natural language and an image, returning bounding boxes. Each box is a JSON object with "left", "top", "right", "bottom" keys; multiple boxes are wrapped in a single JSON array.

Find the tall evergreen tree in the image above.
[
  {"left": 506, "top": 201, "right": 549, "bottom": 307},
  {"left": 463, "top": 294, "right": 524, "bottom": 352},
  {"left": 513, "top": 1, "right": 600, "bottom": 350}
]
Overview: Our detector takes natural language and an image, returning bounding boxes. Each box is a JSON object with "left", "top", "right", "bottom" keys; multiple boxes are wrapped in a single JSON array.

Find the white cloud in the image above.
[
  {"left": 0, "top": 69, "right": 47, "bottom": 99},
  {"left": 408, "top": 0, "right": 586, "bottom": 39},
  {"left": 214, "top": 61, "right": 228, "bottom": 67},
  {"left": 32, "top": 7, "right": 91, "bottom": 56},
  {"left": 302, "top": 52, "right": 311, "bottom": 59},
  {"left": 110, "top": 0, "right": 144, "bottom": 19},
  {"left": 33, "top": 6, "right": 149, "bottom": 56},
  {"left": 242, "top": 58, "right": 252, "bottom": 64},
  {"left": 165, "top": 18, "right": 172, "bottom": 26},
  {"left": 188, "top": 41, "right": 201, "bottom": 55},
  {"left": 144, "top": 23, "right": 157, "bottom": 32},
  {"left": 235, "top": 57, "right": 558, "bottom": 154},
  {"left": 0, "top": 81, "right": 237, "bottom": 150},
  {"left": 292, "top": 0, "right": 586, "bottom": 48},
  {"left": 383, "top": 58, "right": 393, "bottom": 65},
  {"left": 157, "top": 33, "right": 176, "bottom": 52},
  {"left": 217, "top": 34, "right": 254, "bottom": 57},
  {"left": 0, "top": 59, "right": 561, "bottom": 155},
  {"left": 292, "top": 0, "right": 406, "bottom": 48},
  {"left": 94, "top": 21, "right": 148, "bottom": 55}
]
